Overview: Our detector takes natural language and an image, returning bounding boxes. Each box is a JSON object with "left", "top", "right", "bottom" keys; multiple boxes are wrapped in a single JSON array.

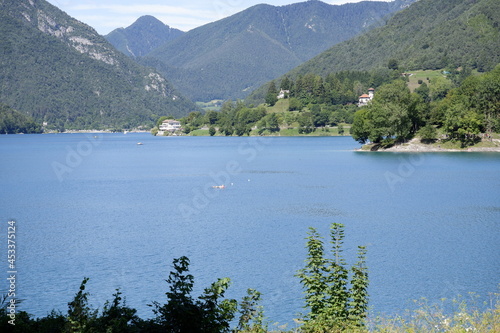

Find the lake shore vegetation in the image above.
[
  {"left": 351, "top": 65, "right": 500, "bottom": 151},
  {"left": 148, "top": 64, "right": 500, "bottom": 153},
  {"left": 1, "top": 223, "right": 498, "bottom": 332}
]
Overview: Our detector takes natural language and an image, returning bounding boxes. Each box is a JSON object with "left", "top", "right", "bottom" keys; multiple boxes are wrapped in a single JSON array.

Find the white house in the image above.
[
  {"left": 368, "top": 87, "right": 374, "bottom": 99},
  {"left": 158, "top": 119, "right": 182, "bottom": 135},
  {"left": 358, "top": 88, "right": 375, "bottom": 107},
  {"left": 277, "top": 89, "right": 290, "bottom": 99}
]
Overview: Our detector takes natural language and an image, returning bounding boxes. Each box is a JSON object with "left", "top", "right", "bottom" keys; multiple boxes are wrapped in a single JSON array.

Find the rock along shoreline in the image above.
[{"left": 357, "top": 138, "right": 500, "bottom": 152}]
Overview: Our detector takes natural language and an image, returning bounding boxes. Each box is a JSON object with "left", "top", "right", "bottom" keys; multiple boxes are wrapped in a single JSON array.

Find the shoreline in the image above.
[{"left": 357, "top": 138, "right": 500, "bottom": 152}]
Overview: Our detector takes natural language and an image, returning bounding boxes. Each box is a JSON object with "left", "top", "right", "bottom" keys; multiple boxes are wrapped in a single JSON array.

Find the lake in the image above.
[{"left": 0, "top": 133, "right": 499, "bottom": 326}]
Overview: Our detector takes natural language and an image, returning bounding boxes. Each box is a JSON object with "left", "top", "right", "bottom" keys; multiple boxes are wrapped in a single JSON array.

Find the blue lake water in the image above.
[{"left": 0, "top": 133, "right": 499, "bottom": 326}]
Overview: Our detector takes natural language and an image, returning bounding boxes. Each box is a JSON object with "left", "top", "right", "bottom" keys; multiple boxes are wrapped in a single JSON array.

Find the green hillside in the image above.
[
  {"left": 288, "top": 0, "right": 500, "bottom": 77},
  {"left": 0, "top": 104, "right": 42, "bottom": 134},
  {"left": 141, "top": 0, "right": 417, "bottom": 101},
  {"left": 0, "top": 0, "right": 196, "bottom": 131}
]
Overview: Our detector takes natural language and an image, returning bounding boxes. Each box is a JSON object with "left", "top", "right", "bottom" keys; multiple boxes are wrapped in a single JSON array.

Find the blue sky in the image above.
[{"left": 46, "top": 0, "right": 389, "bottom": 35}]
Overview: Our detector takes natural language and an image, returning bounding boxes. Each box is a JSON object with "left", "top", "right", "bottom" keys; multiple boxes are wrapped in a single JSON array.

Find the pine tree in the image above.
[{"left": 265, "top": 81, "right": 278, "bottom": 106}]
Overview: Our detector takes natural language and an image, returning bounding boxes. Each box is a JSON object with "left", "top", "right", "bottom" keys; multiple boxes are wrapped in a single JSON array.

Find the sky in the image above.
[{"left": 46, "top": 0, "right": 389, "bottom": 35}]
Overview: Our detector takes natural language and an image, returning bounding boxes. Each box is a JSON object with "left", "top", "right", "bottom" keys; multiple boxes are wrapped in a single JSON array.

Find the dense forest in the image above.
[
  {"left": 351, "top": 65, "right": 500, "bottom": 148},
  {"left": 286, "top": 0, "right": 500, "bottom": 79},
  {"left": 0, "top": 104, "right": 42, "bottom": 134}
]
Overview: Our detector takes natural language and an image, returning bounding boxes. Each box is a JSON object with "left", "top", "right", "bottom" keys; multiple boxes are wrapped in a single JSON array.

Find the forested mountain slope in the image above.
[
  {"left": 105, "top": 16, "right": 184, "bottom": 58},
  {"left": 0, "top": 0, "right": 196, "bottom": 130},
  {"left": 140, "top": 0, "right": 417, "bottom": 101},
  {"left": 289, "top": 0, "right": 500, "bottom": 77}
]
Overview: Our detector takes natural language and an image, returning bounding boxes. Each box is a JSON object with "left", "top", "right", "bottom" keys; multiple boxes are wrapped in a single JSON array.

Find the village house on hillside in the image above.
[
  {"left": 277, "top": 89, "right": 290, "bottom": 99},
  {"left": 358, "top": 88, "right": 375, "bottom": 107},
  {"left": 158, "top": 119, "right": 182, "bottom": 136}
]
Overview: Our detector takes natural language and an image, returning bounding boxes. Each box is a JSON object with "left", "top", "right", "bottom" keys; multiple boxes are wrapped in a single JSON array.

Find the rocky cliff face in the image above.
[
  {"left": 11, "top": 0, "right": 120, "bottom": 65},
  {"left": 0, "top": 0, "right": 197, "bottom": 128}
]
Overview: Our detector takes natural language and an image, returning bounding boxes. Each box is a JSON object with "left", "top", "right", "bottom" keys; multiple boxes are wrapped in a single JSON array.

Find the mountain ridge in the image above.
[
  {"left": 247, "top": 0, "right": 500, "bottom": 103},
  {"left": 138, "top": 0, "right": 417, "bottom": 101},
  {"left": 105, "top": 16, "right": 184, "bottom": 58}
]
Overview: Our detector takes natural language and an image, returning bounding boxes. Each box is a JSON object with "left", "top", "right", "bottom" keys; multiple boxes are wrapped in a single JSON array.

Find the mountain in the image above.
[
  {"left": 140, "top": 0, "right": 417, "bottom": 101},
  {"left": 285, "top": 0, "right": 500, "bottom": 77},
  {"left": 0, "top": 0, "right": 196, "bottom": 130},
  {"left": 105, "top": 16, "right": 184, "bottom": 58}
]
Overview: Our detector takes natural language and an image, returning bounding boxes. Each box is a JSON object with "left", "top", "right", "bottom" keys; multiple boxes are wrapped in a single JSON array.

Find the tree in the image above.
[
  {"left": 312, "top": 106, "right": 330, "bottom": 128},
  {"left": 296, "top": 223, "right": 369, "bottom": 331},
  {"left": 351, "top": 80, "right": 425, "bottom": 145},
  {"left": 388, "top": 103, "right": 412, "bottom": 141},
  {"left": 209, "top": 126, "right": 216, "bottom": 136},
  {"left": 236, "top": 289, "right": 266, "bottom": 333},
  {"left": 298, "top": 112, "right": 315, "bottom": 134},
  {"left": 443, "top": 107, "right": 483, "bottom": 147},
  {"left": 418, "top": 124, "right": 438, "bottom": 143},
  {"left": 198, "top": 278, "right": 237, "bottom": 332},
  {"left": 388, "top": 59, "right": 399, "bottom": 71},
  {"left": 351, "top": 108, "right": 372, "bottom": 144},
  {"left": 366, "top": 103, "right": 393, "bottom": 143},
  {"left": 338, "top": 123, "right": 344, "bottom": 136},
  {"left": 435, "top": 66, "right": 500, "bottom": 146},
  {"left": 461, "top": 65, "right": 500, "bottom": 133},
  {"left": 151, "top": 256, "right": 237, "bottom": 333},
  {"left": 92, "top": 289, "right": 140, "bottom": 332},
  {"left": 296, "top": 227, "right": 329, "bottom": 319},
  {"left": 280, "top": 76, "right": 292, "bottom": 91},
  {"left": 415, "top": 81, "right": 430, "bottom": 102},
  {"left": 66, "top": 278, "right": 97, "bottom": 332},
  {"left": 288, "top": 97, "right": 302, "bottom": 111},
  {"left": 265, "top": 81, "right": 278, "bottom": 106},
  {"left": 151, "top": 256, "right": 197, "bottom": 332},
  {"left": 348, "top": 246, "right": 369, "bottom": 326},
  {"left": 267, "top": 113, "right": 280, "bottom": 133},
  {"left": 205, "top": 111, "right": 219, "bottom": 125},
  {"left": 429, "top": 76, "right": 453, "bottom": 101},
  {"left": 324, "top": 223, "right": 349, "bottom": 323}
]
